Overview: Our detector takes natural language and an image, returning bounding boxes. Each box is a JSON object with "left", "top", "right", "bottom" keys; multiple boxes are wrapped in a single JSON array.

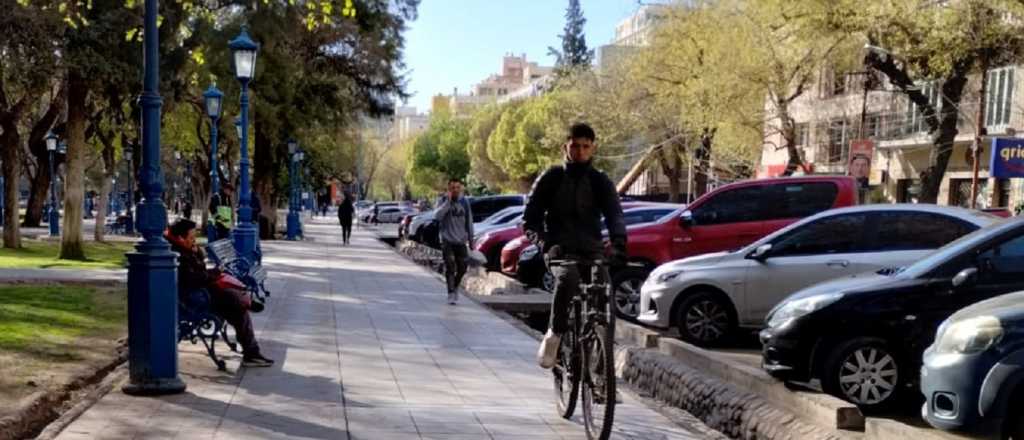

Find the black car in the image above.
[
  {"left": 920, "top": 290, "right": 1024, "bottom": 438},
  {"left": 760, "top": 217, "right": 1024, "bottom": 410}
]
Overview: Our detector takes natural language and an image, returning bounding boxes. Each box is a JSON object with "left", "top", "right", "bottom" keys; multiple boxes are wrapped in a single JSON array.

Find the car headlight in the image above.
[
  {"left": 655, "top": 270, "right": 683, "bottom": 284},
  {"left": 934, "top": 316, "right": 1003, "bottom": 354},
  {"left": 766, "top": 293, "right": 844, "bottom": 329}
]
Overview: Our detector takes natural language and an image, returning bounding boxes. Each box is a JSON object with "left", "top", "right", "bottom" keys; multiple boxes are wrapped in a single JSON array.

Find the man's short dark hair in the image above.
[
  {"left": 448, "top": 177, "right": 464, "bottom": 185},
  {"left": 169, "top": 218, "right": 197, "bottom": 237},
  {"left": 568, "top": 123, "right": 596, "bottom": 141}
]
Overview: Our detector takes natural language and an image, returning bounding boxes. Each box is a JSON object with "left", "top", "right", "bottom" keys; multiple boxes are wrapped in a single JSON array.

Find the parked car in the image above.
[
  {"left": 409, "top": 209, "right": 437, "bottom": 243},
  {"left": 377, "top": 206, "right": 418, "bottom": 224},
  {"left": 506, "top": 204, "right": 682, "bottom": 296},
  {"left": 639, "top": 205, "right": 996, "bottom": 345},
  {"left": 492, "top": 202, "right": 663, "bottom": 276},
  {"left": 474, "top": 206, "right": 525, "bottom": 238},
  {"left": 920, "top": 290, "right": 1024, "bottom": 438},
  {"left": 760, "top": 216, "right": 1024, "bottom": 410},
  {"left": 359, "top": 201, "right": 400, "bottom": 223},
  {"left": 416, "top": 195, "right": 526, "bottom": 250}
]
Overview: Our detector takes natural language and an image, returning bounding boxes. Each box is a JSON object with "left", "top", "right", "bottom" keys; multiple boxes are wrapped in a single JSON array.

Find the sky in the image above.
[{"left": 401, "top": 0, "right": 644, "bottom": 113}]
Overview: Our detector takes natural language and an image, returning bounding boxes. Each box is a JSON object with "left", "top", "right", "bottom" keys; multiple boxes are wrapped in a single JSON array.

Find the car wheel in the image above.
[
  {"left": 822, "top": 338, "right": 903, "bottom": 410},
  {"left": 674, "top": 291, "right": 736, "bottom": 347},
  {"left": 611, "top": 268, "right": 647, "bottom": 321},
  {"left": 542, "top": 271, "right": 555, "bottom": 292}
]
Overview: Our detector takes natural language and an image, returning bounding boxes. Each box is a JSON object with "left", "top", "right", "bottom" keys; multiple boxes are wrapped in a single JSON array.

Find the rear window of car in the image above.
[
  {"left": 867, "top": 212, "right": 979, "bottom": 251},
  {"left": 769, "top": 182, "right": 839, "bottom": 220}
]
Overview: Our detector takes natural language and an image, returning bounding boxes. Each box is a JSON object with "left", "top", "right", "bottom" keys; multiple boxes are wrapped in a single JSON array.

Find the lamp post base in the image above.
[
  {"left": 286, "top": 211, "right": 300, "bottom": 240},
  {"left": 233, "top": 222, "right": 258, "bottom": 263},
  {"left": 48, "top": 209, "right": 60, "bottom": 236},
  {"left": 123, "top": 243, "right": 185, "bottom": 396}
]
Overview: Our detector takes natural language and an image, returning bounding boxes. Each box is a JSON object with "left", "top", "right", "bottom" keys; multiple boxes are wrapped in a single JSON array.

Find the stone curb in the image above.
[{"left": 34, "top": 364, "right": 128, "bottom": 440}]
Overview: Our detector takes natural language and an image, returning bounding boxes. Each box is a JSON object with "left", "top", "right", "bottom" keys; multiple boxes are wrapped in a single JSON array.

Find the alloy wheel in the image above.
[
  {"left": 837, "top": 347, "right": 899, "bottom": 405},
  {"left": 684, "top": 300, "right": 729, "bottom": 342},
  {"left": 614, "top": 278, "right": 643, "bottom": 318}
]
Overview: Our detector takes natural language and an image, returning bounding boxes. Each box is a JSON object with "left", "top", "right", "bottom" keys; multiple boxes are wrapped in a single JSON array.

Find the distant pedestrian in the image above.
[
  {"left": 337, "top": 192, "right": 354, "bottom": 245},
  {"left": 182, "top": 200, "right": 193, "bottom": 220},
  {"left": 435, "top": 177, "right": 474, "bottom": 305}
]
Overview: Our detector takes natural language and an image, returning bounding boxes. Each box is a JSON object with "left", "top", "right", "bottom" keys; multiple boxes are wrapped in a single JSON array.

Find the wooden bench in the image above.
[
  {"left": 178, "top": 289, "right": 236, "bottom": 370},
  {"left": 206, "top": 239, "right": 270, "bottom": 302}
]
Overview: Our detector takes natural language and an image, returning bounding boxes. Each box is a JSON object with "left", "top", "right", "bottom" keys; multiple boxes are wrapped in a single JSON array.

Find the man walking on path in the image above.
[
  {"left": 337, "top": 191, "right": 355, "bottom": 245},
  {"left": 436, "top": 177, "right": 474, "bottom": 305}
]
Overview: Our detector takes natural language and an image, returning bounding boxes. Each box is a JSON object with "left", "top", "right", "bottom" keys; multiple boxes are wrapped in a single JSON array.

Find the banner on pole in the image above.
[
  {"left": 848, "top": 139, "right": 874, "bottom": 187},
  {"left": 990, "top": 137, "right": 1024, "bottom": 178}
]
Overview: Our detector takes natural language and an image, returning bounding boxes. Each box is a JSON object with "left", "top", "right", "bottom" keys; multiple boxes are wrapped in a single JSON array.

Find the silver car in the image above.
[{"left": 638, "top": 204, "right": 998, "bottom": 346}]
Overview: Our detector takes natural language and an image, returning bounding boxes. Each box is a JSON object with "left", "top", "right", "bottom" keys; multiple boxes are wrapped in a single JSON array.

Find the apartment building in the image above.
[{"left": 759, "top": 63, "right": 1023, "bottom": 211}]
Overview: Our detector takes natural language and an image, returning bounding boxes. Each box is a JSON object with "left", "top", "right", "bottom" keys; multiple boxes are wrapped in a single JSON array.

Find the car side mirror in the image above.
[
  {"left": 679, "top": 210, "right": 694, "bottom": 228},
  {"left": 747, "top": 244, "right": 773, "bottom": 261},
  {"left": 951, "top": 267, "right": 979, "bottom": 289}
]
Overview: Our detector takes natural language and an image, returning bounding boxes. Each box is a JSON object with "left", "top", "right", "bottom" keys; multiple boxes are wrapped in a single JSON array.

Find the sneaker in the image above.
[
  {"left": 537, "top": 329, "right": 561, "bottom": 369},
  {"left": 447, "top": 292, "right": 456, "bottom": 305},
  {"left": 242, "top": 354, "right": 275, "bottom": 368}
]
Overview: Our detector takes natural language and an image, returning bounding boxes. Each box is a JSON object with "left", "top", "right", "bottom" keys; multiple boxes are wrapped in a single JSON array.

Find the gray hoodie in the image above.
[{"left": 435, "top": 196, "right": 474, "bottom": 245}]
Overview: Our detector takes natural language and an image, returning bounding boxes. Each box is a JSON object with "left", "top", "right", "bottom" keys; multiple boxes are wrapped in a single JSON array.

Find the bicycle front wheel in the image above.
[{"left": 581, "top": 299, "right": 616, "bottom": 440}]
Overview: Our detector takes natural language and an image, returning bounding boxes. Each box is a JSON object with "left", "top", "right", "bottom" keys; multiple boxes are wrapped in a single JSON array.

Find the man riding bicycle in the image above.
[{"left": 524, "top": 122, "right": 627, "bottom": 369}]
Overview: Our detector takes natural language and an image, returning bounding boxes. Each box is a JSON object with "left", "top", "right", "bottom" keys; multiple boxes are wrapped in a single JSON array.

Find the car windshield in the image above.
[{"left": 898, "top": 219, "right": 1017, "bottom": 279}]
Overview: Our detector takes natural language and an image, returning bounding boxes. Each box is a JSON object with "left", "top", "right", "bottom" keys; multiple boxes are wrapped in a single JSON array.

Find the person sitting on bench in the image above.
[{"left": 165, "top": 218, "right": 274, "bottom": 368}]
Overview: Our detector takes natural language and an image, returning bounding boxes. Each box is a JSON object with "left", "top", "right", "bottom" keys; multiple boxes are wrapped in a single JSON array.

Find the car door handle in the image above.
[{"left": 826, "top": 260, "right": 849, "bottom": 268}]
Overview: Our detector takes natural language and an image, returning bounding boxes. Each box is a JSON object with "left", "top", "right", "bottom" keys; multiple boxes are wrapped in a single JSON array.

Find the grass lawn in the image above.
[
  {"left": 0, "top": 285, "right": 126, "bottom": 413},
  {"left": 0, "top": 241, "right": 134, "bottom": 269}
]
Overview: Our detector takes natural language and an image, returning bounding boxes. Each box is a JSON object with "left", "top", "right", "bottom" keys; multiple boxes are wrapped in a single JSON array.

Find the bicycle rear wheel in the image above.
[
  {"left": 581, "top": 296, "right": 616, "bottom": 440},
  {"left": 554, "top": 307, "right": 580, "bottom": 418}
]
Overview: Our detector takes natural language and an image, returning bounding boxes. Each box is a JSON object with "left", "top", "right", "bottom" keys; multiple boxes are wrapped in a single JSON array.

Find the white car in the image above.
[
  {"left": 377, "top": 206, "right": 418, "bottom": 223},
  {"left": 474, "top": 206, "right": 525, "bottom": 240},
  {"left": 638, "top": 204, "right": 998, "bottom": 346}
]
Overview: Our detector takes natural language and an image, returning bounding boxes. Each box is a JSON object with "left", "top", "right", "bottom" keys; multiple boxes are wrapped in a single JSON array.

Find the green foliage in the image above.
[
  {"left": 549, "top": 0, "right": 593, "bottom": 71},
  {"left": 407, "top": 115, "right": 470, "bottom": 191}
]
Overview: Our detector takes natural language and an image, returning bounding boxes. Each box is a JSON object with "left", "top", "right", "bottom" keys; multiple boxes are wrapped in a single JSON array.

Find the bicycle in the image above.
[{"left": 549, "top": 258, "right": 616, "bottom": 440}]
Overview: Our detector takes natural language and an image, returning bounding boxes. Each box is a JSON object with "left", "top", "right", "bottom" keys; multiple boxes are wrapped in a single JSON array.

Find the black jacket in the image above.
[
  {"left": 523, "top": 161, "right": 626, "bottom": 255},
  {"left": 166, "top": 231, "right": 212, "bottom": 299},
  {"left": 338, "top": 199, "right": 354, "bottom": 222}
]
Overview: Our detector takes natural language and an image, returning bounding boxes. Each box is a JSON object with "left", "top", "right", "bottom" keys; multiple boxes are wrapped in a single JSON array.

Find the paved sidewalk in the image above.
[{"left": 53, "top": 217, "right": 710, "bottom": 440}]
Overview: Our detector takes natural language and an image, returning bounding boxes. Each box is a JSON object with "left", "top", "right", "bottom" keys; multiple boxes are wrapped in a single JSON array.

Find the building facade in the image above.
[{"left": 759, "top": 63, "right": 1023, "bottom": 211}]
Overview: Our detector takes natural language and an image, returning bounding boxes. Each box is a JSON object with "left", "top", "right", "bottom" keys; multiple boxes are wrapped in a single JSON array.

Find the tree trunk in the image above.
[
  {"left": 0, "top": 117, "right": 21, "bottom": 249},
  {"left": 658, "top": 137, "right": 685, "bottom": 203},
  {"left": 94, "top": 173, "right": 110, "bottom": 242},
  {"left": 694, "top": 128, "right": 714, "bottom": 197},
  {"left": 59, "top": 72, "right": 87, "bottom": 260},
  {"left": 918, "top": 69, "right": 970, "bottom": 204},
  {"left": 253, "top": 124, "right": 277, "bottom": 239},
  {"left": 23, "top": 165, "right": 51, "bottom": 227}
]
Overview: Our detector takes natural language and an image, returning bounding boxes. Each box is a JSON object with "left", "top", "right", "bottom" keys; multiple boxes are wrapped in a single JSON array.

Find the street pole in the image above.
[
  {"left": 122, "top": 0, "right": 185, "bottom": 396},
  {"left": 48, "top": 146, "right": 59, "bottom": 236},
  {"left": 126, "top": 149, "right": 135, "bottom": 234},
  {"left": 203, "top": 84, "right": 223, "bottom": 239},
  {"left": 229, "top": 27, "right": 259, "bottom": 264},
  {"left": 970, "top": 61, "right": 990, "bottom": 210},
  {"left": 286, "top": 139, "right": 299, "bottom": 240}
]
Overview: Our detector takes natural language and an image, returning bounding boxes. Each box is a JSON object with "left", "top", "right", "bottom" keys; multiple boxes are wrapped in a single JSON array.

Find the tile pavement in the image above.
[{"left": 53, "top": 217, "right": 711, "bottom": 440}]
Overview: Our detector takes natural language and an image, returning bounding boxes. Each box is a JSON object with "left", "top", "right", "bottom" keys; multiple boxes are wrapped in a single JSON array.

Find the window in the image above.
[
  {"left": 768, "top": 182, "right": 840, "bottom": 220},
  {"left": 986, "top": 67, "right": 1015, "bottom": 129},
  {"left": 828, "top": 119, "right": 849, "bottom": 163},
  {"left": 623, "top": 209, "right": 674, "bottom": 226},
  {"left": 693, "top": 186, "right": 764, "bottom": 225},
  {"left": 771, "top": 214, "right": 868, "bottom": 257},
  {"left": 822, "top": 68, "right": 848, "bottom": 97},
  {"left": 870, "top": 212, "right": 977, "bottom": 251},
  {"left": 950, "top": 179, "right": 988, "bottom": 209},
  {"left": 862, "top": 113, "right": 882, "bottom": 139},
  {"left": 997, "top": 178, "right": 1011, "bottom": 208},
  {"left": 978, "top": 234, "right": 1024, "bottom": 281},
  {"left": 907, "top": 82, "right": 940, "bottom": 134}
]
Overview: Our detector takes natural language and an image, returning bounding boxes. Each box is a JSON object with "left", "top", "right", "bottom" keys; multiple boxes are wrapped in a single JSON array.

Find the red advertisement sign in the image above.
[{"left": 848, "top": 139, "right": 874, "bottom": 181}]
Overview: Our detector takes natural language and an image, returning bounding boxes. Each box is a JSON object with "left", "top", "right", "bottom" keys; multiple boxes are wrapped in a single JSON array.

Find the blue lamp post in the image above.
[
  {"left": 122, "top": 0, "right": 185, "bottom": 396},
  {"left": 45, "top": 132, "right": 59, "bottom": 236},
  {"left": 204, "top": 84, "right": 223, "bottom": 237},
  {"left": 124, "top": 148, "right": 135, "bottom": 235},
  {"left": 229, "top": 26, "right": 259, "bottom": 264},
  {"left": 286, "top": 139, "right": 300, "bottom": 240}
]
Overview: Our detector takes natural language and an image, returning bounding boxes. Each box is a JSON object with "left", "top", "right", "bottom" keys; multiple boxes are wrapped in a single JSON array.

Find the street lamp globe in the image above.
[
  {"left": 202, "top": 84, "right": 224, "bottom": 119},
  {"left": 45, "top": 132, "right": 58, "bottom": 152},
  {"left": 288, "top": 138, "right": 298, "bottom": 155},
  {"left": 228, "top": 26, "right": 259, "bottom": 82},
  {"left": 58, "top": 140, "right": 67, "bottom": 155},
  {"left": 125, "top": 148, "right": 133, "bottom": 162},
  {"left": 175, "top": 151, "right": 181, "bottom": 160}
]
